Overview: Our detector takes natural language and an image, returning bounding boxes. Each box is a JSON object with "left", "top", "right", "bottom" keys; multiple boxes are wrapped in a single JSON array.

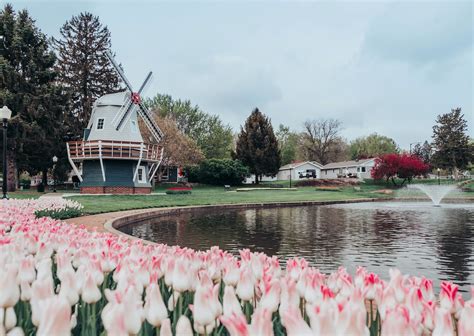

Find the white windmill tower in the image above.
[{"left": 66, "top": 52, "right": 164, "bottom": 194}]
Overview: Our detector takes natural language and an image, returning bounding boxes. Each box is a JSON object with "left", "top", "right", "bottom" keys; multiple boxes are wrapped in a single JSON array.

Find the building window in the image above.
[
  {"left": 137, "top": 166, "right": 145, "bottom": 183},
  {"left": 357, "top": 167, "right": 360, "bottom": 172},
  {"left": 97, "top": 118, "right": 105, "bottom": 130},
  {"left": 361, "top": 167, "right": 366, "bottom": 172},
  {"left": 325, "top": 170, "right": 327, "bottom": 175}
]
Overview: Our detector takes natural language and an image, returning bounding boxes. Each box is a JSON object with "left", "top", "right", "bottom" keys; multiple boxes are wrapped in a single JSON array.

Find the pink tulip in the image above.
[
  {"left": 336, "top": 292, "right": 370, "bottom": 336},
  {"left": 220, "top": 312, "right": 249, "bottom": 336},
  {"left": 432, "top": 307, "right": 454, "bottom": 336},
  {"left": 192, "top": 282, "right": 220, "bottom": 333},
  {"left": 282, "top": 307, "right": 313, "bottom": 336},
  {"left": 421, "top": 300, "right": 436, "bottom": 332},
  {"left": 36, "top": 296, "right": 72, "bottom": 336},
  {"left": 0, "top": 265, "right": 20, "bottom": 308},
  {"left": 236, "top": 265, "right": 255, "bottom": 302},
  {"left": 176, "top": 315, "right": 194, "bottom": 336},
  {"left": 160, "top": 318, "right": 172, "bottom": 336},
  {"left": 223, "top": 285, "right": 244, "bottom": 318},
  {"left": 223, "top": 260, "right": 241, "bottom": 286},
  {"left": 81, "top": 271, "right": 101, "bottom": 304},
  {"left": 457, "top": 287, "right": 473, "bottom": 336},
  {"left": 259, "top": 275, "right": 281, "bottom": 313},
  {"left": 279, "top": 277, "right": 300, "bottom": 320},
  {"left": 440, "top": 281, "right": 463, "bottom": 315},
  {"left": 388, "top": 268, "right": 407, "bottom": 303},
  {"left": 382, "top": 305, "right": 417, "bottom": 336},
  {"left": 144, "top": 283, "right": 168, "bottom": 327},
  {"left": 1, "top": 307, "right": 17, "bottom": 331},
  {"left": 18, "top": 256, "right": 36, "bottom": 283},
  {"left": 249, "top": 308, "right": 274, "bottom": 336}
]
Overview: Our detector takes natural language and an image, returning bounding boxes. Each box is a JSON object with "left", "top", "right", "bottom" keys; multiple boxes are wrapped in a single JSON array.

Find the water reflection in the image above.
[{"left": 120, "top": 202, "right": 474, "bottom": 293}]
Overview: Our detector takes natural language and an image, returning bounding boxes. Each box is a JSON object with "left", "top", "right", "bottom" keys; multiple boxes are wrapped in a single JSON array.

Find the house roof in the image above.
[
  {"left": 322, "top": 158, "right": 375, "bottom": 170},
  {"left": 279, "top": 161, "right": 323, "bottom": 171}
]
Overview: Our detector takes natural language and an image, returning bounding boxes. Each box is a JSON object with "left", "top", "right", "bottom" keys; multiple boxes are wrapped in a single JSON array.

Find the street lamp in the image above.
[
  {"left": 289, "top": 166, "right": 292, "bottom": 188},
  {"left": 437, "top": 168, "right": 441, "bottom": 185},
  {"left": 52, "top": 155, "right": 58, "bottom": 192},
  {"left": 1, "top": 106, "right": 12, "bottom": 199}
]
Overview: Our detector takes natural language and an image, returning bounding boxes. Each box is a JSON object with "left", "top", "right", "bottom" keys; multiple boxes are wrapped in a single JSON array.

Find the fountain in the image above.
[{"left": 407, "top": 184, "right": 457, "bottom": 206}]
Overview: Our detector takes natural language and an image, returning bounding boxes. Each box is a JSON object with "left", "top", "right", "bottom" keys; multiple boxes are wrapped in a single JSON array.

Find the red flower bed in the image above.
[{"left": 167, "top": 187, "right": 192, "bottom": 191}]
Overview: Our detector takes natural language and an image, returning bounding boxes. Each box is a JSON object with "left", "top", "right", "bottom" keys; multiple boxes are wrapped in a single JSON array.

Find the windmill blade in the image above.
[
  {"left": 138, "top": 72, "right": 153, "bottom": 94},
  {"left": 105, "top": 50, "right": 134, "bottom": 92},
  {"left": 115, "top": 99, "right": 136, "bottom": 131},
  {"left": 137, "top": 102, "right": 164, "bottom": 142},
  {"left": 115, "top": 72, "right": 153, "bottom": 131}
]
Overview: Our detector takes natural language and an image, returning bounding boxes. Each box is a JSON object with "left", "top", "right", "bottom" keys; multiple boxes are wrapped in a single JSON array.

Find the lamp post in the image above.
[
  {"left": 1, "top": 106, "right": 12, "bottom": 199},
  {"left": 289, "top": 167, "right": 292, "bottom": 188},
  {"left": 437, "top": 168, "right": 441, "bottom": 185},
  {"left": 52, "top": 155, "right": 58, "bottom": 192}
]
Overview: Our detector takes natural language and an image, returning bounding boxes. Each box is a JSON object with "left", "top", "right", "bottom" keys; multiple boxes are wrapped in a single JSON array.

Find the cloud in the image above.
[{"left": 362, "top": 1, "right": 472, "bottom": 65}]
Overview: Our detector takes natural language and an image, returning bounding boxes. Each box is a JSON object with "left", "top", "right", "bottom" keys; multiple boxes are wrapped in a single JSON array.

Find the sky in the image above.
[{"left": 6, "top": 0, "right": 474, "bottom": 149}]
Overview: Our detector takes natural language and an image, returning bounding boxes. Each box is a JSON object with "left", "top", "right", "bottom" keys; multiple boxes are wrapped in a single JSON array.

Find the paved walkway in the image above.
[{"left": 64, "top": 207, "right": 162, "bottom": 232}]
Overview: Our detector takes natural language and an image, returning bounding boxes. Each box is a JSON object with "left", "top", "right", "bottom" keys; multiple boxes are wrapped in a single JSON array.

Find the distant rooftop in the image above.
[
  {"left": 280, "top": 161, "right": 323, "bottom": 170},
  {"left": 322, "top": 158, "right": 375, "bottom": 170}
]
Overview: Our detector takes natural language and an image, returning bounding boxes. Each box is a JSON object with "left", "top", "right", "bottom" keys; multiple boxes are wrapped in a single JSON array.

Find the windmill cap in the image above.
[{"left": 95, "top": 91, "right": 130, "bottom": 107}]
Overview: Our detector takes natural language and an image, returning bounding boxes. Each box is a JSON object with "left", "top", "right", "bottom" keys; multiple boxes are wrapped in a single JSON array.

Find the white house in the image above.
[
  {"left": 276, "top": 161, "right": 323, "bottom": 181},
  {"left": 321, "top": 158, "right": 375, "bottom": 179}
]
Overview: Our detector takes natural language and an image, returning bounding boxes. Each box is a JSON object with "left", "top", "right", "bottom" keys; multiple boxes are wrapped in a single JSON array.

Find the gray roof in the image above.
[
  {"left": 279, "top": 161, "right": 323, "bottom": 170},
  {"left": 322, "top": 158, "right": 375, "bottom": 169}
]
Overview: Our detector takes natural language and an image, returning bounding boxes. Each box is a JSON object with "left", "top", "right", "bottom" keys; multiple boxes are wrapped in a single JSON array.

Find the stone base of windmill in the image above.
[{"left": 80, "top": 186, "right": 152, "bottom": 194}]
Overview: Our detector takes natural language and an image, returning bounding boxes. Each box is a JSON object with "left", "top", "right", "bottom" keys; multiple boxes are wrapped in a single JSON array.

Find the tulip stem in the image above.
[{"left": 452, "top": 314, "right": 458, "bottom": 336}]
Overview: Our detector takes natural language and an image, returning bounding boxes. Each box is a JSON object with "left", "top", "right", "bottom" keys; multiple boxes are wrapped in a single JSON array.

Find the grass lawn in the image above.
[
  {"left": 70, "top": 183, "right": 391, "bottom": 215},
  {"left": 7, "top": 190, "right": 44, "bottom": 199}
]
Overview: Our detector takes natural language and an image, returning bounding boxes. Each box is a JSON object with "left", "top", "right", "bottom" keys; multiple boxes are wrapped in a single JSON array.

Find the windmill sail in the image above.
[{"left": 104, "top": 50, "right": 163, "bottom": 142}]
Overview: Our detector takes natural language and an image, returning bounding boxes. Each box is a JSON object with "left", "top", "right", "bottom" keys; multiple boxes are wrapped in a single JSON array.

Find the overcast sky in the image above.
[{"left": 8, "top": 0, "right": 474, "bottom": 149}]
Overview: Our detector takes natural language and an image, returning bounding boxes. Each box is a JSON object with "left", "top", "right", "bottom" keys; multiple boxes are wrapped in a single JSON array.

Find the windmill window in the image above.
[
  {"left": 137, "top": 166, "right": 146, "bottom": 183},
  {"left": 361, "top": 167, "right": 366, "bottom": 172},
  {"left": 97, "top": 118, "right": 105, "bottom": 130}
]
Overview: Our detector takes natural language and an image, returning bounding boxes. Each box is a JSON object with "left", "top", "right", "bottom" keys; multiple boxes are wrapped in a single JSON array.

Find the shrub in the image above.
[
  {"left": 20, "top": 178, "right": 31, "bottom": 189},
  {"left": 35, "top": 207, "right": 82, "bottom": 220},
  {"left": 36, "top": 182, "right": 45, "bottom": 192},
  {"left": 195, "top": 159, "right": 249, "bottom": 186}
]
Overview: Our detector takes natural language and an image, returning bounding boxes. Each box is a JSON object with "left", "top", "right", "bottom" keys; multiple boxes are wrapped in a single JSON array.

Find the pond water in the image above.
[{"left": 120, "top": 202, "right": 474, "bottom": 293}]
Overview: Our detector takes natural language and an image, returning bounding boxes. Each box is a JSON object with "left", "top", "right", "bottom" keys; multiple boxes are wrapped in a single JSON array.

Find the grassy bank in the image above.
[{"left": 70, "top": 184, "right": 390, "bottom": 215}]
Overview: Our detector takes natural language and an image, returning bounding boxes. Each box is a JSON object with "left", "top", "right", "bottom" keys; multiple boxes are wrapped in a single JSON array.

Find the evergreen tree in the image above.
[
  {"left": 412, "top": 140, "right": 432, "bottom": 164},
  {"left": 234, "top": 108, "right": 280, "bottom": 183},
  {"left": 432, "top": 108, "right": 472, "bottom": 177},
  {"left": 0, "top": 4, "right": 68, "bottom": 190},
  {"left": 53, "top": 12, "right": 120, "bottom": 134}
]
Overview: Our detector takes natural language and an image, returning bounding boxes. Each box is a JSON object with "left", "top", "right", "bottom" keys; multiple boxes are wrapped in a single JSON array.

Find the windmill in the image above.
[{"left": 66, "top": 52, "right": 164, "bottom": 194}]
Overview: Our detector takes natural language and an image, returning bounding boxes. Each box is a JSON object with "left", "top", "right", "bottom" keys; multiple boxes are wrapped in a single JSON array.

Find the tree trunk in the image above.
[
  {"left": 254, "top": 174, "right": 259, "bottom": 184},
  {"left": 7, "top": 150, "right": 17, "bottom": 192},
  {"left": 42, "top": 169, "right": 48, "bottom": 187}
]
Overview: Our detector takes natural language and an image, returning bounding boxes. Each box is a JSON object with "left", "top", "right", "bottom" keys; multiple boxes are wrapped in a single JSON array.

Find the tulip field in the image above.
[{"left": 0, "top": 199, "right": 473, "bottom": 336}]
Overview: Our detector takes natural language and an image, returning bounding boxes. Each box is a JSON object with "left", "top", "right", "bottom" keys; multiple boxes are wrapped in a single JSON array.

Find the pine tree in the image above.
[
  {"left": 53, "top": 12, "right": 120, "bottom": 134},
  {"left": 234, "top": 108, "right": 280, "bottom": 184},
  {"left": 0, "top": 4, "right": 68, "bottom": 190},
  {"left": 432, "top": 108, "right": 473, "bottom": 177}
]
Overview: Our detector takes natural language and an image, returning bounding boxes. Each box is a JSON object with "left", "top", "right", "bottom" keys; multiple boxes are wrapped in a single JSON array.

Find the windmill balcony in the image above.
[{"left": 66, "top": 140, "right": 162, "bottom": 162}]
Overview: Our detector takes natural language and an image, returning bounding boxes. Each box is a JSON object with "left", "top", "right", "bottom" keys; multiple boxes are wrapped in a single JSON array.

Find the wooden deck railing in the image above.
[{"left": 67, "top": 140, "right": 162, "bottom": 162}]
